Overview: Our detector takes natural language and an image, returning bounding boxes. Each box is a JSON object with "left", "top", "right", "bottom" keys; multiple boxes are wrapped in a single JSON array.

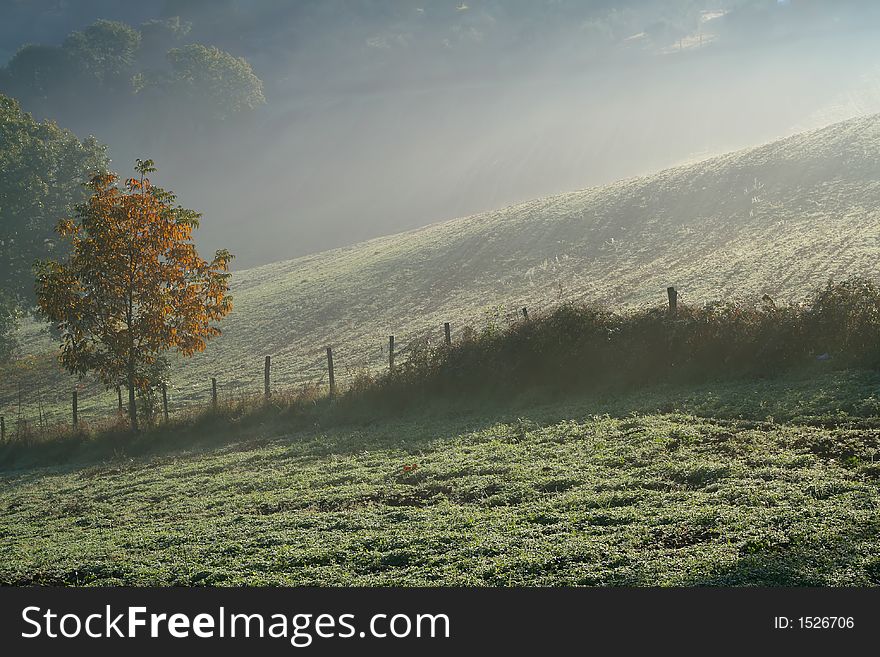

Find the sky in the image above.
[{"left": 3, "top": 0, "right": 880, "bottom": 268}]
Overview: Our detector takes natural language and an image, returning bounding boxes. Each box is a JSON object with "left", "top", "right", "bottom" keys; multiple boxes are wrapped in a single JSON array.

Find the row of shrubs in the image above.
[
  {"left": 367, "top": 277, "right": 880, "bottom": 400},
  {"left": 3, "top": 277, "right": 878, "bottom": 465}
]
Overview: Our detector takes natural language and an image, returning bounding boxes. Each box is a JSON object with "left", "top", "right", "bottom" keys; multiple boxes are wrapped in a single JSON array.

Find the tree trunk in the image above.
[{"left": 127, "top": 375, "right": 139, "bottom": 432}]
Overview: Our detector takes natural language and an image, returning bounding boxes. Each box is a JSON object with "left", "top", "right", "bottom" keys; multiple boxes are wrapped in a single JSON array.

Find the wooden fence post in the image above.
[
  {"left": 211, "top": 377, "right": 218, "bottom": 410},
  {"left": 72, "top": 389, "right": 78, "bottom": 429},
  {"left": 667, "top": 286, "right": 678, "bottom": 315},
  {"left": 264, "top": 355, "right": 271, "bottom": 399},
  {"left": 161, "top": 383, "right": 169, "bottom": 422},
  {"left": 326, "top": 347, "right": 336, "bottom": 398},
  {"left": 444, "top": 322, "right": 451, "bottom": 345},
  {"left": 389, "top": 335, "right": 395, "bottom": 371},
  {"left": 522, "top": 307, "right": 529, "bottom": 321}
]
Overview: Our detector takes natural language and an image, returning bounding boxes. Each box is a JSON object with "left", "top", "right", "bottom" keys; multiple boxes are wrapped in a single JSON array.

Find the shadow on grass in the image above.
[
  {"left": 2, "top": 366, "right": 880, "bottom": 477},
  {"left": 683, "top": 528, "right": 880, "bottom": 587}
]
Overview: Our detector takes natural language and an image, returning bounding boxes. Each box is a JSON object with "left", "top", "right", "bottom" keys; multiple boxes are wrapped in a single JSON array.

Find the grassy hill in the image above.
[
  {"left": 5, "top": 112, "right": 880, "bottom": 429},
  {"left": 3, "top": 369, "right": 880, "bottom": 586},
  {"left": 4, "top": 113, "right": 880, "bottom": 587}
]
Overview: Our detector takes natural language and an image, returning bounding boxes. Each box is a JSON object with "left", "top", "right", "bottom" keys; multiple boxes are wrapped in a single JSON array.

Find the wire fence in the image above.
[{"left": 0, "top": 289, "right": 638, "bottom": 442}]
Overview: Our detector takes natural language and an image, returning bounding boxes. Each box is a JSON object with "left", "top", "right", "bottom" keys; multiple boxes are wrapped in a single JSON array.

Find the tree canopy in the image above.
[
  {"left": 63, "top": 19, "right": 142, "bottom": 90},
  {"left": 0, "top": 291, "right": 19, "bottom": 363},
  {"left": 154, "top": 44, "right": 265, "bottom": 121},
  {"left": 35, "top": 159, "right": 233, "bottom": 431},
  {"left": 0, "top": 93, "right": 108, "bottom": 308},
  {"left": 0, "top": 18, "right": 265, "bottom": 130}
]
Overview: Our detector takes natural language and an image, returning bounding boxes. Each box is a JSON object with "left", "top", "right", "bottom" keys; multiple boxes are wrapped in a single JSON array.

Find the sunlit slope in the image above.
[
  {"left": 191, "top": 113, "right": 880, "bottom": 391},
  {"left": 7, "top": 113, "right": 880, "bottom": 416}
]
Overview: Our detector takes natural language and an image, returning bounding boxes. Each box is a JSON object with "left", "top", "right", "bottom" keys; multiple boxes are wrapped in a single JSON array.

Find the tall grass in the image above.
[
  {"left": 3, "top": 277, "right": 879, "bottom": 468},
  {"left": 373, "top": 277, "right": 880, "bottom": 400}
]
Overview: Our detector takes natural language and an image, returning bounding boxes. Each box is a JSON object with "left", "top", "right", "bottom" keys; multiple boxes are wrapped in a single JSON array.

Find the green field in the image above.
[
  {"left": 4, "top": 112, "right": 880, "bottom": 588},
  {"left": 5, "top": 112, "right": 880, "bottom": 429},
  {"left": 3, "top": 368, "right": 880, "bottom": 586}
]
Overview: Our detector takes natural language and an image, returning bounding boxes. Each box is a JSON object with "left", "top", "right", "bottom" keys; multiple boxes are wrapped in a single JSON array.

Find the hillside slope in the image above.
[{"left": 6, "top": 113, "right": 880, "bottom": 422}]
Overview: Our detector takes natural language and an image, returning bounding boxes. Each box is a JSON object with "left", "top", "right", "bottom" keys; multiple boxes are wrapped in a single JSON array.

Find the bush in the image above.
[
  {"left": 372, "top": 276, "right": 880, "bottom": 401},
  {"left": 803, "top": 278, "right": 880, "bottom": 366}
]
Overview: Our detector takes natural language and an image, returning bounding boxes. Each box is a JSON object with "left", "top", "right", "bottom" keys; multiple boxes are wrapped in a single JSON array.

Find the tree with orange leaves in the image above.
[{"left": 36, "top": 159, "right": 233, "bottom": 431}]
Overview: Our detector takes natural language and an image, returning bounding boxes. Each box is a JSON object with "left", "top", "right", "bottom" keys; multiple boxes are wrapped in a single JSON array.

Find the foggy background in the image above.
[{"left": 3, "top": 0, "right": 880, "bottom": 268}]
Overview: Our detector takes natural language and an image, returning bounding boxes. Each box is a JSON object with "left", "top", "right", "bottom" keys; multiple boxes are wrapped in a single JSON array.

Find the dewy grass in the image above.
[{"left": 2, "top": 368, "right": 880, "bottom": 586}]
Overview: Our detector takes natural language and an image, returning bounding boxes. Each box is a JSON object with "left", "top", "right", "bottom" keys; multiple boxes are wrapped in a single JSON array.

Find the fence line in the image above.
[{"left": 0, "top": 290, "right": 676, "bottom": 440}]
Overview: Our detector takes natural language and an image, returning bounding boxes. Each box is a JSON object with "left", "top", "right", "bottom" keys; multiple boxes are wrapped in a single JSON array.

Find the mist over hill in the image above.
[
  {"left": 8, "top": 111, "right": 880, "bottom": 422},
  {"left": 202, "top": 111, "right": 880, "bottom": 377},
  {"left": 4, "top": 1, "right": 880, "bottom": 268}
]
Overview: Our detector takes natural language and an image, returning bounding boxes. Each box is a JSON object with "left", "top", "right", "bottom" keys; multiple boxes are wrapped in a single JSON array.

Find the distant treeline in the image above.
[{"left": 0, "top": 17, "right": 264, "bottom": 133}]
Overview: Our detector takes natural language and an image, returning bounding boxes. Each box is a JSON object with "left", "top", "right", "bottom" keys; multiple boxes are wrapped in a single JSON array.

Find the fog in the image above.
[{"left": 4, "top": 1, "right": 880, "bottom": 268}]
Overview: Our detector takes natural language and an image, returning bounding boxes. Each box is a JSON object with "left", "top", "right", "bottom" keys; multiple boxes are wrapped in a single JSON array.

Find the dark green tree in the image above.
[
  {"left": 1, "top": 18, "right": 265, "bottom": 131},
  {"left": 0, "top": 94, "right": 108, "bottom": 309},
  {"left": 63, "top": 20, "right": 142, "bottom": 91},
  {"left": 0, "top": 45, "right": 76, "bottom": 114},
  {"left": 156, "top": 44, "right": 265, "bottom": 122},
  {"left": 0, "top": 290, "right": 19, "bottom": 363}
]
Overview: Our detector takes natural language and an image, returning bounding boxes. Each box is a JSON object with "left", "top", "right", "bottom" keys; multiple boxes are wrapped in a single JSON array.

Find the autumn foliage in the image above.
[{"left": 36, "top": 159, "right": 232, "bottom": 430}]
